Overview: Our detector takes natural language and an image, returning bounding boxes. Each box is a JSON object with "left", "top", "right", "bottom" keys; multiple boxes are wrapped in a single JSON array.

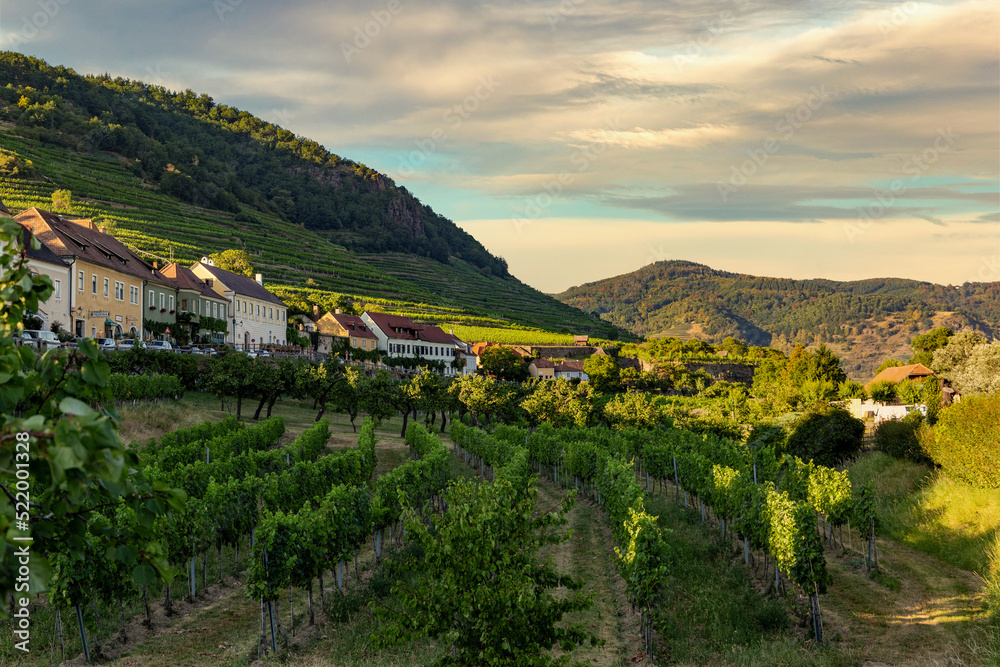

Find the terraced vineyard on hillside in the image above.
[{"left": 0, "top": 131, "right": 617, "bottom": 338}]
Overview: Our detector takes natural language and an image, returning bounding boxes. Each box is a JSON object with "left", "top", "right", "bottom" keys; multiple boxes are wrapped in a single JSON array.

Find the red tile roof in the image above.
[
  {"left": 15, "top": 208, "right": 171, "bottom": 286},
  {"left": 417, "top": 324, "right": 458, "bottom": 345},
  {"left": 365, "top": 312, "right": 420, "bottom": 340},
  {"left": 530, "top": 358, "right": 555, "bottom": 368},
  {"left": 556, "top": 360, "right": 586, "bottom": 373},
  {"left": 332, "top": 313, "right": 378, "bottom": 339},
  {"left": 866, "top": 363, "right": 935, "bottom": 387}
]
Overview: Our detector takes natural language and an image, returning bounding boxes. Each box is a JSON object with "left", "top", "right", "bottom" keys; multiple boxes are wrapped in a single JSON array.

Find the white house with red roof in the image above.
[{"left": 361, "top": 311, "right": 471, "bottom": 375}]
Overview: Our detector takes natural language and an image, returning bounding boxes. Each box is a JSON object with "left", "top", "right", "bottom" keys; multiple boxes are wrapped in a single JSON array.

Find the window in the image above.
[
  {"left": 130, "top": 286, "right": 139, "bottom": 304},
  {"left": 103, "top": 278, "right": 109, "bottom": 298},
  {"left": 92, "top": 274, "right": 97, "bottom": 294},
  {"left": 181, "top": 298, "right": 188, "bottom": 312},
  {"left": 77, "top": 270, "right": 83, "bottom": 291},
  {"left": 53, "top": 279, "right": 61, "bottom": 300},
  {"left": 269, "top": 307, "right": 273, "bottom": 321},
  {"left": 115, "top": 281, "right": 124, "bottom": 301},
  {"left": 256, "top": 304, "right": 260, "bottom": 317},
  {"left": 213, "top": 302, "right": 217, "bottom": 318},
  {"left": 149, "top": 290, "right": 154, "bottom": 308},
  {"left": 159, "top": 293, "right": 165, "bottom": 310},
  {"left": 168, "top": 295, "right": 174, "bottom": 311}
]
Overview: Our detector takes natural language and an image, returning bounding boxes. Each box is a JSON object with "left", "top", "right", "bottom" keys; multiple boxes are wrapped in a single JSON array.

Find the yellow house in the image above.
[
  {"left": 17, "top": 208, "right": 147, "bottom": 339},
  {"left": 316, "top": 310, "right": 380, "bottom": 351}
]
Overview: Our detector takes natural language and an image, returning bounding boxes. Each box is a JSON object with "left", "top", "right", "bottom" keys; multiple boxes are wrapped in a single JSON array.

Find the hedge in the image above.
[
  {"left": 107, "top": 373, "right": 183, "bottom": 405},
  {"left": 925, "top": 395, "right": 1000, "bottom": 488}
]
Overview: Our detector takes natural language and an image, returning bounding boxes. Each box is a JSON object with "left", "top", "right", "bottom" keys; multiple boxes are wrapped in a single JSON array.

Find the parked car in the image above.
[
  {"left": 258, "top": 349, "right": 271, "bottom": 358},
  {"left": 96, "top": 338, "right": 117, "bottom": 349},
  {"left": 147, "top": 340, "right": 173, "bottom": 353},
  {"left": 202, "top": 347, "right": 217, "bottom": 356},
  {"left": 116, "top": 339, "right": 143, "bottom": 351},
  {"left": 246, "top": 350, "right": 258, "bottom": 359},
  {"left": 20, "top": 330, "right": 62, "bottom": 350}
]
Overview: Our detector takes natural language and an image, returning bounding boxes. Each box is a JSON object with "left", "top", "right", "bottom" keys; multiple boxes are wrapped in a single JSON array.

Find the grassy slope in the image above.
[{"left": 0, "top": 130, "right": 613, "bottom": 338}]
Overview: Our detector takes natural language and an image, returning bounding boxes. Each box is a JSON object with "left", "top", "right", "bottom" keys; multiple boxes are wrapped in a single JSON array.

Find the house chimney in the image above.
[
  {"left": 313, "top": 305, "right": 320, "bottom": 318},
  {"left": 255, "top": 273, "right": 263, "bottom": 285},
  {"left": 335, "top": 308, "right": 341, "bottom": 315},
  {"left": 153, "top": 261, "right": 158, "bottom": 269}
]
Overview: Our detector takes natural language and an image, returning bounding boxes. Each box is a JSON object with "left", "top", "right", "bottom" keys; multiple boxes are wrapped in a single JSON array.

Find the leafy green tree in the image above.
[
  {"left": 949, "top": 341, "right": 1000, "bottom": 396},
  {"left": 932, "top": 330, "right": 987, "bottom": 374},
  {"left": 603, "top": 391, "right": 669, "bottom": 429},
  {"left": 838, "top": 380, "right": 867, "bottom": 399},
  {"left": 785, "top": 405, "right": 864, "bottom": 467},
  {"left": 0, "top": 218, "right": 184, "bottom": 608},
  {"left": 895, "top": 379, "right": 925, "bottom": 404},
  {"left": 203, "top": 351, "right": 256, "bottom": 417},
  {"left": 298, "top": 359, "right": 345, "bottom": 421},
  {"left": 910, "top": 326, "right": 953, "bottom": 366},
  {"left": 50, "top": 188, "right": 72, "bottom": 212},
  {"left": 867, "top": 380, "right": 897, "bottom": 403},
  {"left": 208, "top": 249, "right": 254, "bottom": 278},
  {"left": 358, "top": 370, "right": 398, "bottom": 426},
  {"left": 583, "top": 354, "right": 620, "bottom": 393},
  {"left": 521, "top": 380, "right": 596, "bottom": 428},
  {"left": 375, "top": 476, "right": 598, "bottom": 665},
  {"left": 478, "top": 346, "right": 529, "bottom": 382}
]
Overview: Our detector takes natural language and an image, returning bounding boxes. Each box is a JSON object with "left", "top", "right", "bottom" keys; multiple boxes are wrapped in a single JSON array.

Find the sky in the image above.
[{"left": 1, "top": 0, "right": 998, "bottom": 293}]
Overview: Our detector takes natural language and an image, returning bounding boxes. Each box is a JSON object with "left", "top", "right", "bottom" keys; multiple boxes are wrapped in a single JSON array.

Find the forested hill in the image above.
[
  {"left": 557, "top": 260, "right": 1000, "bottom": 377},
  {"left": 0, "top": 51, "right": 619, "bottom": 337},
  {"left": 0, "top": 51, "right": 504, "bottom": 274}
]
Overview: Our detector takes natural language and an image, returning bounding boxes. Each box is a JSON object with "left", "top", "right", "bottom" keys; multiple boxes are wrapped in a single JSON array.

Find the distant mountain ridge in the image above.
[{"left": 556, "top": 260, "right": 1000, "bottom": 378}]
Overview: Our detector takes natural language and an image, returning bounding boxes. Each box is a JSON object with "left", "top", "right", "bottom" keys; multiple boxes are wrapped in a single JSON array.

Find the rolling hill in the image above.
[
  {"left": 556, "top": 260, "right": 1000, "bottom": 378},
  {"left": 0, "top": 51, "right": 621, "bottom": 339}
]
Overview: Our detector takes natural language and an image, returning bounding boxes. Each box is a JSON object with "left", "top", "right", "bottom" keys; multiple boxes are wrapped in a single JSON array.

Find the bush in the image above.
[
  {"left": 785, "top": 404, "right": 864, "bottom": 467},
  {"left": 925, "top": 395, "right": 1000, "bottom": 488},
  {"left": 873, "top": 413, "right": 930, "bottom": 463}
]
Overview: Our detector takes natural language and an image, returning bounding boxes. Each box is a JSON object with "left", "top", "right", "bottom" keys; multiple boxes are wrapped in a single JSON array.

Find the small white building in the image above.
[
  {"left": 361, "top": 311, "right": 469, "bottom": 375},
  {"left": 190, "top": 259, "right": 288, "bottom": 349},
  {"left": 555, "top": 359, "right": 589, "bottom": 381}
]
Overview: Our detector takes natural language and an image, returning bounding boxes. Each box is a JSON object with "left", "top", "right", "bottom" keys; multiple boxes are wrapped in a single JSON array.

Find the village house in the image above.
[
  {"left": 159, "top": 262, "right": 231, "bottom": 344},
  {"left": 528, "top": 358, "right": 556, "bottom": 380},
  {"left": 16, "top": 208, "right": 162, "bottom": 340},
  {"left": 555, "top": 359, "right": 589, "bottom": 381},
  {"left": 865, "top": 363, "right": 936, "bottom": 388},
  {"left": 317, "top": 309, "right": 379, "bottom": 353},
  {"left": 361, "top": 311, "right": 470, "bottom": 375},
  {"left": 190, "top": 259, "right": 288, "bottom": 349},
  {"left": 15, "top": 224, "right": 72, "bottom": 334}
]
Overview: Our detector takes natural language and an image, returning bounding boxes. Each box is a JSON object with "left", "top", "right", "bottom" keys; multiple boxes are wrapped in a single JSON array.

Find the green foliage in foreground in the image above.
[
  {"left": 927, "top": 395, "right": 1000, "bottom": 489},
  {"left": 0, "top": 217, "right": 184, "bottom": 611}
]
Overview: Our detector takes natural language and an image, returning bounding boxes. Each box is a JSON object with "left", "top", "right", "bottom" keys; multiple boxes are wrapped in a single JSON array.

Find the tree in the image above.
[
  {"left": 203, "top": 351, "right": 256, "bottom": 417},
  {"left": 583, "top": 354, "right": 620, "bottom": 393},
  {"left": 208, "top": 249, "right": 254, "bottom": 278},
  {"left": 478, "top": 346, "right": 528, "bottom": 382},
  {"left": 895, "top": 379, "right": 925, "bottom": 405},
  {"left": 51, "top": 188, "right": 72, "bottom": 212},
  {"left": 932, "top": 330, "right": 987, "bottom": 374},
  {"left": 838, "top": 380, "right": 867, "bottom": 400},
  {"left": 948, "top": 341, "right": 1000, "bottom": 396},
  {"left": 868, "top": 380, "right": 897, "bottom": 403},
  {"left": 521, "top": 379, "right": 596, "bottom": 428},
  {"left": 785, "top": 405, "right": 864, "bottom": 467},
  {"left": 910, "top": 327, "right": 955, "bottom": 363},
  {"left": 374, "top": 476, "right": 598, "bottom": 664},
  {"left": 0, "top": 217, "right": 184, "bottom": 609},
  {"left": 358, "top": 371, "right": 398, "bottom": 426},
  {"left": 603, "top": 391, "right": 669, "bottom": 429}
]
